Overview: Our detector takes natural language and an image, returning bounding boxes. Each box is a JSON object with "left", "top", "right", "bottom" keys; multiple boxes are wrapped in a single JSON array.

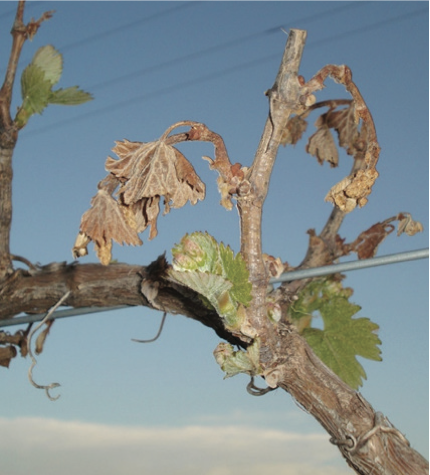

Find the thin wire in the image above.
[
  {"left": 84, "top": 2, "right": 367, "bottom": 92},
  {"left": 271, "top": 248, "right": 429, "bottom": 283},
  {"left": 58, "top": 3, "right": 199, "bottom": 54},
  {"left": 0, "top": 248, "right": 427, "bottom": 329}
]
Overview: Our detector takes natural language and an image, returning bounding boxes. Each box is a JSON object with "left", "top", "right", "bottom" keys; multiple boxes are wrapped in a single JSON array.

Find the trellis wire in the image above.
[{"left": 0, "top": 248, "right": 427, "bottom": 329}]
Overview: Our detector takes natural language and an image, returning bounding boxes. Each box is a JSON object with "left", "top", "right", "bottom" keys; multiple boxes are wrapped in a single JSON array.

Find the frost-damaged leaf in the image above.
[
  {"left": 280, "top": 115, "right": 308, "bottom": 146},
  {"left": 290, "top": 277, "right": 381, "bottom": 389},
  {"left": 352, "top": 222, "right": 395, "bottom": 260},
  {"left": 325, "top": 105, "right": 358, "bottom": 155},
  {"left": 77, "top": 189, "right": 142, "bottom": 265},
  {"left": 105, "top": 139, "right": 205, "bottom": 236},
  {"left": 0, "top": 346, "right": 17, "bottom": 368},
  {"left": 108, "top": 140, "right": 205, "bottom": 209},
  {"left": 125, "top": 197, "right": 161, "bottom": 239},
  {"left": 325, "top": 168, "right": 379, "bottom": 213},
  {"left": 306, "top": 124, "right": 338, "bottom": 167},
  {"left": 397, "top": 212, "right": 424, "bottom": 236},
  {"left": 306, "top": 104, "right": 359, "bottom": 166}
]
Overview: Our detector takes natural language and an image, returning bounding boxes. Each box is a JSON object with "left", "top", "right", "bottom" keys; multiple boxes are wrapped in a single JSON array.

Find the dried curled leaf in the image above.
[
  {"left": 75, "top": 127, "right": 208, "bottom": 264},
  {"left": 325, "top": 168, "right": 379, "bottom": 213},
  {"left": 307, "top": 124, "right": 338, "bottom": 167},
  {"left": 353, "top": 222, "right": 395, "bottom": 260},
  {"left": 75, "top": 189, "right": 142, "bottom": 265},
  {"left": 0, "top": 346, "right": 17, "bottom": 368},
  {"left": 107, "top": 140, "right": 205, "bottom": 210},
  {"left": 280, "top": 115, "right": 308, "bottom": 146},
  {"left": 324, "top": 105, "right": 358, "bottom": 155},
  {"left": 104, "top": 138, "right": 205, "bottom": 241},
  {"left": 397, "top": 212, "right": 424, "bottom": 236},
  {"left": 306, "top": 104, "right": 359, "bottom": 167}
]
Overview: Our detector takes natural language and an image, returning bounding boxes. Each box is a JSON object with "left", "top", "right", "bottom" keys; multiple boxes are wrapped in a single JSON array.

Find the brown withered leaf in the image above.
[
  {"left": 78, "top": 189, "right": 142, "bottom": 265},
  {"left": 397, "top": 212, "right": 424, "bottom": 236},
  {"left": 353, "top": 222, "right": 395, "bottom": 259},
  {"left": 105, "top": 139, "right": 148, "bottom": 179},
  {"left": 281, "top": 115, "right": 308, "bottom": 146},
  {"left": 325, "top": 105, "right": 358, "bottom": 155},
  {"left": 107, "top": 140, "right": 205, "bottom": 212},
  {"left": 126, "top": 196, "right": 161, "bottom": 240},
  {"left": 306, "top": 124, "right": 338, "bottom": 167},
  {"left": 0, "top": 346, "right": 17, "bottom": 368}
]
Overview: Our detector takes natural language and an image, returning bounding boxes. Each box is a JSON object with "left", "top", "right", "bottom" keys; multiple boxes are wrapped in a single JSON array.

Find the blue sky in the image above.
[{"left": 0, "top": 1, "right": 428, "bottom": 474}]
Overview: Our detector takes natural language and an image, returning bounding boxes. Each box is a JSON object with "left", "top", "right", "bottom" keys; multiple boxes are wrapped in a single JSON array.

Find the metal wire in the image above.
[
  {"left": 0, "top": 248, "right": 427, "bottom": 329},
  {"left": 272, "top": 248, "right": 428, "bottom": 283}
]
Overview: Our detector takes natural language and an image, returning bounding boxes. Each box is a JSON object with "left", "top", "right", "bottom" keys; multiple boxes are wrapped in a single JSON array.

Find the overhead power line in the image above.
[
  {"left": 0, "top": 248, "right": 427, "bottom": 329},
  {"left": 21, "top": 6, "right": 426, "bottom": 139}
]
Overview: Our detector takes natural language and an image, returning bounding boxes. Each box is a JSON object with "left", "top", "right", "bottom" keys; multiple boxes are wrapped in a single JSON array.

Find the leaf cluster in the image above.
[
  {"left": 73, "top": 128, "right": 206, "bottom": 265},
  {"left": 15, "top": 45, "right": 92, "bottom": 128}
]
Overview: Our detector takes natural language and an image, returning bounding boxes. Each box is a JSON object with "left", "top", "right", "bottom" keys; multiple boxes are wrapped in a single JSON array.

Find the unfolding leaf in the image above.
[
  {"left": 290, "top": 277, "right": 381, "bottom": 389},
  {"left": 78, "top": 189, "right": 142, "bottom": 265},
  {"left": 171, "top": 232, "right": 218, "bottom": 272},
  {"left": 306, "top": 124, "right": 338, "bottom": 167},
  {"left": 397, "top": 212, "right": 424, "bottom": 236},
  {"left": 213, "top": 339, "right": 261, "bottom": 379},
  {"left": 32, "top": 45, "right": 63, "bottom": 85},
  {"left": 170, "top": 232, "right": 252, "bottom": 332}
]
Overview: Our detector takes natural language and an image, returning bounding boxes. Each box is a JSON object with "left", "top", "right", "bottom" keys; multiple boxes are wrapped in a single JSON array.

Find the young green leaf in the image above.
[
  {"left": 15, "top": 44, "right": 92, "bottom": 128},
  {"left": 49, "top": 86, "right": 93, "bottom": 105},
  {"left": 32, "top": 45, "right": 63, "bottom": 85},
  {"left": 16, "top": 64, "right": 53, "bottom": 127},
  {"left": 290, "top": 277, "right": 381, "bottom": 389},
  {"left": 219, "top": 242, "right": 252, "bottom": 307},
  {"left": 170, "top": 232, "right": 252, "bottom": 333}
]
